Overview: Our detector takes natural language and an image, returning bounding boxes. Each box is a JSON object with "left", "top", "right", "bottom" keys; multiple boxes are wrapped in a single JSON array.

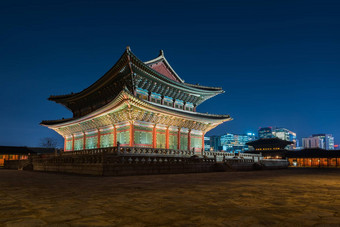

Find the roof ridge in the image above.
[{"left": 143, "top": 50, "right": 184, "bottom": 83}]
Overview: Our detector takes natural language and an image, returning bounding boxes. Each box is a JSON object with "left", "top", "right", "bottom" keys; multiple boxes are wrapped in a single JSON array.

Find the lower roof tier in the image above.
[{"left": 41, "top": 89, "right": 232, "bottom": 137}]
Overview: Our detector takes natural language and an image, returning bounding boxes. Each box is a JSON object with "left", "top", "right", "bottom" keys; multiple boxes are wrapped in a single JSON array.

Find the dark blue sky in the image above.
[{"left": 1, "top": 0, "right": 339, "bottom": 147}]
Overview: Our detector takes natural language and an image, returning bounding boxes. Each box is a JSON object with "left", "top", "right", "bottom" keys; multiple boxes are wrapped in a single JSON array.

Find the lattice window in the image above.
[
  {"left": 117, "top": 130, "right": 130, "bottom": 145},
  {"left": 86, "top": 136, "right": 97, "bottom": 149},
  {"left": 191, "top": 137, "right": 202, "bottom": 149},
  {"left": 169, "top": 134, "right": 178, "bottom": 149},
  {"left": 134, "top": 131, "right": 152, "bottom": 146},
  {"left": 100, "top": 134, "right": 114, "bottom": 148},
  {"left": 65, "top": 140, "right": 73, "bottom": 151},
  {"left": 74, "top": 139, "right": 83, "bottom": 150},
  {"left": 180, "top": 133, "right": 188, "bottom": 150},
  {"left": 156, "top": 133, "right": 166, "bottom": 148}
]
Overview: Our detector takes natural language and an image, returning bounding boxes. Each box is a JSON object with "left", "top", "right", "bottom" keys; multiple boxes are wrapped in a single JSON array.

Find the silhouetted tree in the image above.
[{"left": 40, "top": 137, "right": 58, "bottom": 148}]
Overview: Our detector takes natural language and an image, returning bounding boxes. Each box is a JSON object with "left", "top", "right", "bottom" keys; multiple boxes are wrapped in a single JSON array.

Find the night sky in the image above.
[{"left": 1, "top": 0, "right": 339, "bottom": 147}]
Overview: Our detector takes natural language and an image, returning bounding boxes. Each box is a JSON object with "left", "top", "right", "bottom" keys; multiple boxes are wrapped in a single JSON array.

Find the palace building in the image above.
[{"left": 41, "top": 47, "right": 232, "bottom": 154}]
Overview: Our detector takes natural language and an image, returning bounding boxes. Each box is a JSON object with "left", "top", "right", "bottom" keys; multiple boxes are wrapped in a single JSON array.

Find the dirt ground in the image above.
[{"left": 1, "top": 168, "right": 340, "bottom": 227}]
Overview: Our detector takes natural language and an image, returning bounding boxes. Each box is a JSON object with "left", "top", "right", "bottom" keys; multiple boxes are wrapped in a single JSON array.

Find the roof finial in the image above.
[
  {"left": 159, "top": 49, "right": 164, "bottom": 56},
  {"left": 126, "top": 46, "right": 131, "bottom": 52}
]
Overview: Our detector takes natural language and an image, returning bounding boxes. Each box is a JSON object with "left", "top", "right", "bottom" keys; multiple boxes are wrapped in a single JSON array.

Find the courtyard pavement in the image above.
[{"left": 1, "top": 168, "right": 340, "bottom": 226}]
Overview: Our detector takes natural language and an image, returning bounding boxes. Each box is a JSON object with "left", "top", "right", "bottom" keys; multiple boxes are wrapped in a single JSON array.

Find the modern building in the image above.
[
  {"left": 258, "top": 127, "right": 273, "bottom": 139},
  {"left": 302, "top": 137, "right": 324, "bottom": 149},
  {"left": 204, "top": 136, "right": 211, "bottom": 151},
  {"left": 41, "top": 47, "right": 232, "bottom": 154},
  {"left": 312, "top": 134, "right": 334, "bottom": 150},
  {"left": 220, "top": 133, "right": 256, "bottom": 153},
  {"left": 272, "top": 128, "right": 297, "bottom": 149},
  {"left": 210, "top": 135, "right": 222, "bottom": 151},
  {"left": 303, "top": 134, "right": 334, "bottom": 150}
]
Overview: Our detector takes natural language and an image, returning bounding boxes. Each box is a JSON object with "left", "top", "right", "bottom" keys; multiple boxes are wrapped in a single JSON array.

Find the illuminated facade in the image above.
[
  {"left": 287, "top": 149, "right": 340, "bottom": 168},
  {"left": 312, "top": 134, "right": 334, "bottom": 150},
  {"left": 272, "top": 128, "right": 297, "bottom": 149},
  {"left": 220, "top": 133, "right": 256, "bottom": 153},
  {"left": 41, "top": 48, "right": 232, "bottom": 154},
  {"left": 258, "top": 127, "right": 273, "bottom": 139},
  {"left": 246, "top": 138, "right": 293, "bottom": 159}
]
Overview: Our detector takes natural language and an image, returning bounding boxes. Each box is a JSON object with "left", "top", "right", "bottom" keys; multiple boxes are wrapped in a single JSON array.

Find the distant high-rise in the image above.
[
  {"left": 302, "top": 137, "right": 324, "bottom": 149},
  {"left": 220, "top": 133, "right": 256, "bottom": 153},
  {"left": 312, "top": 134, "right": 334, "bottom": 150},
  {"left": 258, "top": 127, "right": 273, "bottom": 139},
  {"left": 302, "top": 134, "right": 334, "bottom": 150},
  {"left": 272, "top": 128, "right": 297, "bottom": 149},
  {"left": 204, "top": 136, "right": 211, "bottom": 151},
  {"left": 210, "top": 135, "right": 221, "bottom": 151}
]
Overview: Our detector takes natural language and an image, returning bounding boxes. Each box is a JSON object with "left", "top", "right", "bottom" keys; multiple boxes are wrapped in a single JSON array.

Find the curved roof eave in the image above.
[{"left": 42, "top": 89, "right": 232, "bottom": 128}]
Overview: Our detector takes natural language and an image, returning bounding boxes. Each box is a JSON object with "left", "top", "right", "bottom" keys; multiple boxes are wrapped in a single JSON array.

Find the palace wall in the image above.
[{"left": 24, "top": 147, "right": 288, "bottom": 176}]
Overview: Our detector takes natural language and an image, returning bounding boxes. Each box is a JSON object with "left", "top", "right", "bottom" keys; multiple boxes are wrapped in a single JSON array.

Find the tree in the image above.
[{"left": 40, "top": 137, "right": 58, "bottom": 148}]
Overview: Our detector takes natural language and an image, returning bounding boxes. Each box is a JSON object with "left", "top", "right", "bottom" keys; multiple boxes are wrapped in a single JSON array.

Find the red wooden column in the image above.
[
  {"left": 113, "top": 125, "right": 117, "bottom": 146},
  {"left": 63, "top": 136, "right": 66, "bottom": 151},
  {"left": 97, "top": 129, "right": 101, "bottom": 148},
  {"left": 202, "top": 133, "right": 205, "bottom": 151},
  {"left": 112, "top": 126, "right": 117, "bottom": 146},
  {"left": 188, "top": 129, "right": 191, "bottom": 151},
  {"left": 83, "top": 133, "right": 86, "bottom": 150},
  {"left": 177, "top": 128, "right": 181, "bottom": 150},
  {"left": 129, "top": 122, "right": 134, "bottom": 147},
  {"left": 72, "top": 135, "right": 75, "bottom": 151},
  {"left": 165, "top": 127, "right": 169, "bottom": 149},
  {"left": 153, "top": 125, "right": 157, "bottom": 148}
]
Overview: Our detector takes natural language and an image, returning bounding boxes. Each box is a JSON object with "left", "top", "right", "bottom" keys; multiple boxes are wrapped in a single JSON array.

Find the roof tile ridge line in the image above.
[
  {"left": 142, "top": 50, "right": 184, "bottom": 83},
  {"left": 130, "top": 53, "right": 224, "bottom": 96},
  {"left": 130, "top": 54, "right": 219, "bottom": 94},
  {"left": 129, "top": 52, "right": 187, "bottom": 86},
  {"left": 49, "top": 49, "right": 130, "bottom": 100},
  {"left": 184, "top": 82, "right": 223, "bottom": 91}
]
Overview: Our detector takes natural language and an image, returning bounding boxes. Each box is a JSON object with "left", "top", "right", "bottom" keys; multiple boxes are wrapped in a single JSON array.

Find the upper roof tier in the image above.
[{"left": 49, "top": 47, "right": 225, "bottom": 118}]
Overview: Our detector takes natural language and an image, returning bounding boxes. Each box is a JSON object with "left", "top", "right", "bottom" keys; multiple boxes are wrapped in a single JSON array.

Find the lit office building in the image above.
[
  {"left": 258, "top": 127, "right": 273, "bottom": 139},
  {"left": 313, "top": 134, "right": 334, "bottom": 150},
  {"left": 204, "top": 136, "right": 211, "bottom": 151},
  {"left": 220, "top": 133, "right": 256, "bottom": 153},
  {"left": 302, "top": 137, "right": 323, "bottom": 149},
  {"left": 210, "top": 135, "right": 222, "bottom": 151},
  {"left": 272, "top": 128, "right": 297, "bottom": 149}
]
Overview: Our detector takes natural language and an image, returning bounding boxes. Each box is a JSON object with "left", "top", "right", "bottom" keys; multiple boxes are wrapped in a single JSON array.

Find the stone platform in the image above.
[
  {"left": 1, "top": 168, "right": 340, "bottom": 226},
  {"left": 29, "top": 147, "right": 271, "bottom": 176}
]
